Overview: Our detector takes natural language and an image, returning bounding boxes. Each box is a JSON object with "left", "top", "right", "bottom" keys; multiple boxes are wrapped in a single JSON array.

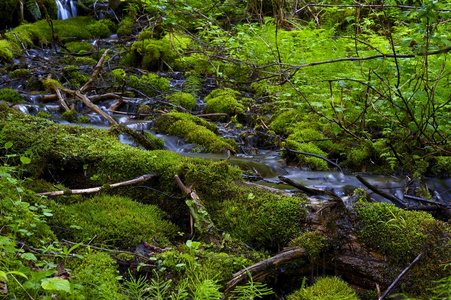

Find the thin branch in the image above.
[{"left": 35, "top": 174, "right": 157, "bottom": 196}]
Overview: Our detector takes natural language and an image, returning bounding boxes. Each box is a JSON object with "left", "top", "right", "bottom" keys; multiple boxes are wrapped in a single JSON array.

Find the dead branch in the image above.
[
  {"left": 283, "top": 148, "right": 344, "bottom": 173},
  {"left": 80, "top": 49, "right": 109, "bottom": 93},
  {"left": 279, "top": 176, "right": 343, "bottom": 203},
  {"left": 356, "top": 175, "right": 406, "bottom": 208},
  {"left": 174, "top": 175, "right": 222, "bottom": 247},
  {"left": 35, "top": 174, "right": 157, "bottom": 196},
  {"left": 224, "top": 247, "right": 306, "bottom": 294},
  {"left": 379, "top": 251, "right": 424, "bottom": 300}
]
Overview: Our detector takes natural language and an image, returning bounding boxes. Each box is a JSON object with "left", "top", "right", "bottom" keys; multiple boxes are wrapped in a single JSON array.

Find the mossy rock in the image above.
[
  {"left": 87, "top": 19, "right": 115, "bottom": 38},
  {"left": 167, "top": 92, "right": 197, "bottom": 111},
  {"left": 199, "top": 182, "right": 307, "bottom": 250},
  {"left": 117, "top": 16, "right": 135, "bottom": 36},
  {"left": 109, "top": 123, "right": 164, "bottom": 150},
  {"left": 128, "top": 73, "right": 170, "bottom": 97},
  {"left": 155, "top": 112, "right": 236, "bottom": 153},
  {"left": 65, "top": 41, "right": 94, "bottom": 53},
  {"left": 53, "top": 194, "right": 177, "bottom": 248},
  {"left": 354, "top": 200, "right": 451, "bottom": 296},
  {"left": 204, "top": 88, "right": 245, "bottom": 119},
  {"left": 130, "top": 37, "right": 178, "bottom": 71},
  {"left": 0, "top": 88, "right": 25, "bottom": 104},
  {"left": 269, "top": 110, "right": 299, "bottom": 134},
  {"left": 10, "top": 68, "right": 31, "bottom": 79},
  {"left": 287, "top": 276, "right": 359, "bottom": 300},
  {"left": 0, "top": 40, "right": 14, "bottom": 62}
]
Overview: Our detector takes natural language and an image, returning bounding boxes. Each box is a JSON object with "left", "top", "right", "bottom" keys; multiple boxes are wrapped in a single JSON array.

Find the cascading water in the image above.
[{"left": 56, "top": 0, "right": 77, "bottom": 20}]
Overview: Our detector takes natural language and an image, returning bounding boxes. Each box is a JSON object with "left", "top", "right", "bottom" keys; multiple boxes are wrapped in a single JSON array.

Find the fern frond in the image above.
[{"left": 26, "top": 0, "right": 41, "bottom": 20}]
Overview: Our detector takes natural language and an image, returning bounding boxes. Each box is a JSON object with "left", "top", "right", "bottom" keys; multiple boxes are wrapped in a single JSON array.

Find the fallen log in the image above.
[
  {"left": 35, "top": 174, "right": 157, "bottom": 196},
  {"left": 356, "top": 175, "right": 406, "bottom": 208},
  {"left": 279, "top": 175, "right": 343, "bottom": 204}
]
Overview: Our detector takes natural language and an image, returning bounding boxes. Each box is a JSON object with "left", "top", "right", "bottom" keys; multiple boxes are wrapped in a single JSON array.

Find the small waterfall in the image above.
[{"left": 56, "top": 0, "right": 77, "bottom": 20}]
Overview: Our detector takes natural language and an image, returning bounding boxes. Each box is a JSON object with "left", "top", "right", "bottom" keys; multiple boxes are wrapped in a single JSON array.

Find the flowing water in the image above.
[{"left": 56, "top": 0, "right": 77, "bottom": 20}]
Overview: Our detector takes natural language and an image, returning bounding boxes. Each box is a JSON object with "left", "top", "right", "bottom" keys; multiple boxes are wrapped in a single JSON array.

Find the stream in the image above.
[{"left": 1, "top": 23, "right": 450, "bottom": 210}]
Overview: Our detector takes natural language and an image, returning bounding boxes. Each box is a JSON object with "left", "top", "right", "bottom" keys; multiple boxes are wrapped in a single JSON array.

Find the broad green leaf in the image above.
[
  {"left": 41, "top": 278, "right": 71, "bottom": 293},
  {"left": 21, "top": 253, "right": 37, "bottom": 262}
]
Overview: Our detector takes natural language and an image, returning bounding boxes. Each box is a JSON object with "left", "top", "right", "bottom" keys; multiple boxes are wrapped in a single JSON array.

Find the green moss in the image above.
[
  {"left": 183, "top": 74, "right": 202, "bottom": 95},
  {"left": 87, "top": 19, "right": 115, "bottom": 38},
  {"left": 289, "top": 231, "right": 327, "bottom": 259},
  {"left": 10, "top": 68, "right": 30, "bottom": 79},
  {"left": 204, "top": 183, "right": 307, "bottom": 250},
  {"left": 0, "top": 40, "right": 15, "bottom": 62},
  {"left": 354, "top": 200, "right": 451, "bottom": 296},
  {"left": 36, "top": 111, "right": 51, "bottom": 119},
  {"left": 287, "top": 277, "right": 358, "bottom": 300},
  {"left": 65, "top": 41, "right": 94, "bottom": 53},
  {"left": 0, "top": 88, "right": 25, "bottom": 104},
  {"left": 283, "top": 140, "right": 329, "bottom": 171},
  {"left": 269, "top": 110, "right": 298, "bottom": 134},
  {"left": 204, "top": 88, "right": 245, "bottom": 118},
  {"left": 137, "top": 104, "right": 152, "bottom": 115},
  {"left": 155, "top": 112, "right": 236, "bottom": 153},
  {"left": 167, "top": 92, "right": 197, "bottom": 110},
  {"left": 68, "top": 252, "right": 126, "bottom": 300},
  {"left": 61, "top": 110, "right": 77, "bottom": 122},
  {"left": 63, "top": 65, "right": 90, "bottom": 88},
  {"left": 110, "top": 68, "right": 127, "bottom": 82},
  {"left": 128, "top": 73, "right": 170, "bottom": 97},
  {"left": 130, "top": 37, "right": 178, "bottom": 71},
  {"left": 77, "top": 115, "right": 90, "bottom": 124},
  {"left": 432, "top": 156, "right": 451, "bottom": 177},
  {"left": 117, "top": 16, "right": 134, "bottom": 36},
  {"left": 42, "top": 78, "right": 62, "bottom": 91},
  {"left": 74, "top": 56, "right": 98, "bottom": 66},
  {"left": 54, "top": 194, "right": 177, "bottom": 248}
]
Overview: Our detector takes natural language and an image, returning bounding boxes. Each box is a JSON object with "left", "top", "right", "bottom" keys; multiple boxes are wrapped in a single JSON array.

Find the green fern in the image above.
[{"left": 26, "top": 0, "right": 41, "bottom": 20}]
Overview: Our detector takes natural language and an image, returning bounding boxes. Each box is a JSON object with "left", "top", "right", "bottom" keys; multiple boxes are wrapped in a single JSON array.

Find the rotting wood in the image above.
[
  {"left": 80, "top": 49, "right": 109, "bottom": 93},
  {"left": 35, "top": 174, "right": 157, "bottom": 196},
  {"left": 174, "top": 175, "right": 222, "bottom": 247}
]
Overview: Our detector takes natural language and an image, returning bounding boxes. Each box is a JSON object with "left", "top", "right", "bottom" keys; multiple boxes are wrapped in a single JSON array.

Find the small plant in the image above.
[
  {"left": 231, "top": 270, "right": 274, "bottom": 299},
  {"left": 0, "top": 88, "right": 25, "bottom": 104}
]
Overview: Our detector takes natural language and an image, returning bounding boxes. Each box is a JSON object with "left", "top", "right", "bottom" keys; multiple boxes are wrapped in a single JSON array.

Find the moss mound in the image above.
[
  {"left": 0, "top": 88, "right": 25, "bottom": 104},
  {"left": 167, "top": 92, "right": 197, "bottom": 110},
  {"left": 155, "top": 112, "right": 237, "bottom": 153},
  {"left": 54, "top": 194, "right": 178, "bottom": 248},
  {"left": 204, "top": 88, "right": 245, "bottom": 118},
  {"left": 287, "top": 276, "right": 358, "bottom": 300},
  {"left": 130, "top": 37, "right": 178, "bottom": 71}
]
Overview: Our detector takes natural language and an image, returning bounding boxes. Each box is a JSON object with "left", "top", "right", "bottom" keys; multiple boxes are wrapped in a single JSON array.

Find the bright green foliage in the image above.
[
  {"left": 131, "top": 36, "right": 178, "bottom": 71},
  {"left": 167, "top": 92, "right": 197, "bottom": 110},
  {"left": 65, "top": 41, "right": 94, "bottom": 53},
  {"left": 87, "top": 19, "right": 116, "bottom": 38},
  {"left": 287, "top": 276, "right": 358, "bottom": 300},
  {"left": 128, "top": 73, "right": 170, "bottom": 96},
  {"left": 61, "top": 110, "right": 77, "bottom": 122},
  {"left": 68, "top": 252, "right": 126, "bottom": 300},
  {"left": 155, "top": 112, "right": 237, "bottom": 152},
  {"left": 117, "top": 16, "right": 134, "bottom": 36},
  {"left": 110, "top": 68, "right": 127, "bottom": 82},
  {"left": 204, "top": 88, "right": 245, "bottom": 118},
  {"left": 74, "top": 56, "right": 98, "bottom": 66},
  {"left": 10, "top": 68, "right": 31, "bottom": 79},
  {"left": 269, "top": 110, "right": 298, "bottom": 134},
  {"left": 63, "top": 65, "right": 90, "bottom": 88},
  {"left": 0, "top": 88, "right": 25, "bottom": 104},
  {"left": 54, "top": 194, "right": 177, "bottom": 248}
]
